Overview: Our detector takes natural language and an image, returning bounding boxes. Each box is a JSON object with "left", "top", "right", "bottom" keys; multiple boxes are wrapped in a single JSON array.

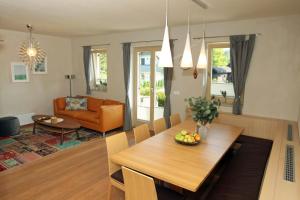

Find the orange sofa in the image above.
[{"left": 53, "top": 96, "right": 124, "bottom": 136}]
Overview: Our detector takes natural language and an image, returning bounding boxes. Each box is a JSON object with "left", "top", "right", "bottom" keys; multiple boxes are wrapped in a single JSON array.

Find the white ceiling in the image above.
[{"left": 0, "top": 0, "right": 299, "bottom": 37}]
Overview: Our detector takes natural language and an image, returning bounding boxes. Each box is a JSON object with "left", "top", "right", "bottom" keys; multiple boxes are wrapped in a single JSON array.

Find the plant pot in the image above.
[{"left": 196, "top": 122, "right": 208, "bottom": 140}]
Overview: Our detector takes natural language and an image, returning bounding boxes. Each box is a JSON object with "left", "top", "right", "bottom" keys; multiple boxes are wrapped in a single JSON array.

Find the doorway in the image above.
[{"left": 133, "top": 46, "right": 165, "bottom": 126}]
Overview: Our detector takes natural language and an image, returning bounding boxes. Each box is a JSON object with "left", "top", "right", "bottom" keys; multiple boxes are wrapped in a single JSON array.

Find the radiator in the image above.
[{"left": 15, "top": 113, "right": 35, "bottom": 125}]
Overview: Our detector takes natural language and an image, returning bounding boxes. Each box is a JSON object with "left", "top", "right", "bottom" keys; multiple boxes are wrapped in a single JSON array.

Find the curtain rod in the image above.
[
  {"left": 81, "top": 43, "right": 110, "bottom": 47},
  {"left": 121, "top": 39, "right": 178, "bottom": 44},
  {"left": 193, "top": 33, "right": 262, "bottom": 40}
]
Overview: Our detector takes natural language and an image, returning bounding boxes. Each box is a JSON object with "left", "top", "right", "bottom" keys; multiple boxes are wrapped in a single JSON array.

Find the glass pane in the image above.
[
  {"left": 154, "top": 51, "right": 165, "bottom": 120},
  {"left": 210, "top": 47, "right": 234, "bottom": 97},
  {"left": 137, "top": 51, "right": 151, "bottom": 121}
]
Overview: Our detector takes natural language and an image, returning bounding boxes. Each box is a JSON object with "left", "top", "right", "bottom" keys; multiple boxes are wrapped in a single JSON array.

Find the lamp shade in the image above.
[
  {"left": 180, "top": 31, "right": 193, "bottom": 69},
  {"left": 158, "top": 25, "right": 173, "bottom": 68},
  {"left": 196, "top": 37, "right": 207, "bottom": 69}
]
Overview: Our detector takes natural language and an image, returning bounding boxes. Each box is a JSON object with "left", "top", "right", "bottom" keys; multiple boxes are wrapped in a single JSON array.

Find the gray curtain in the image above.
[
  {"left": 163, "top": 39, "right": 175, "bottom": 128},
  {"left": 83, "top": 46, "right": 91, "bottom": 95},
  {"left": 230, "top": 34, "right": 256, "bottom": 115},
  {"left": 122, "top": 43, "right": 132, "bottom": 131}
]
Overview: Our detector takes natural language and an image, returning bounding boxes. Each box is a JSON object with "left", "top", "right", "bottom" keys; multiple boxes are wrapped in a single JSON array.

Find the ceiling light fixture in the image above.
[
  {"left": 158, "top": 0, "right": 173, "bottom": 68},
  {"left": 19, "top": 24, "right": 46, "bottom": 70},
  {"left": 180, "top": 0, "right": 193, "bottom": 69}
]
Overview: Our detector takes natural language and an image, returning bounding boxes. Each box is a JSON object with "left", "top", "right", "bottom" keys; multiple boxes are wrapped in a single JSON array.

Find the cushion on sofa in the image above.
[
  {"left": 56, "top": 110, "right": 77, "bottom": 118},
  {"left": 87, "top": 97, "right": 104, "bottom": 112},
  {"left": 56, "top": 98, "right": 66, "bottom": 110},
  {"left": 103, "top": 99, "right": 120, "bottom": 105},
  {"left": 65, "top": 97, "right": 87, "bottom": 111},
  {"left": 72, "top": 111, "right": 99, "bottom": 123}
]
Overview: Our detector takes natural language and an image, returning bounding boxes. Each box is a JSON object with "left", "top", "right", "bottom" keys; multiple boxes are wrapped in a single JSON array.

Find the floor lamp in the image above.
[{"left": 65, "top": 74, "right": 75, "bottom": 97}]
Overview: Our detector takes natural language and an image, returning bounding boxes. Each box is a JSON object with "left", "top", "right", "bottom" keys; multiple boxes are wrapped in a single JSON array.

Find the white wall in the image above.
[
  {"left": 70, "top": 15, "right": 300, "bottom": 122},
  {"left": 0, "top": 29, "right": 73, "bottom": 116}
]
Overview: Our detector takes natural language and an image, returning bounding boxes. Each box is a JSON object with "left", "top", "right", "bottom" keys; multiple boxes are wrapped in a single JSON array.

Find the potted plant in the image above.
[{"left": 186, "top": 97, "right": 220, "bottom": 139}]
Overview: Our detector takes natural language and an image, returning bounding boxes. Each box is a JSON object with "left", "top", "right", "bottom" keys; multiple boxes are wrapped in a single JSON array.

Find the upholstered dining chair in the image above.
[
  {"left": 133, "top": 124, "right": 151, "bottom": 144},
  {"left": 122, "top": 166, "right": 184, "bottom": 200},
  {"left": 106, "top": 132, "right": 129, "bottom": 199},
  {"left": 170, "top": 113, "right": 181, "bottom": 127},
  {"left": 153, "top": 118, "right": 167, "bottom": 135}
]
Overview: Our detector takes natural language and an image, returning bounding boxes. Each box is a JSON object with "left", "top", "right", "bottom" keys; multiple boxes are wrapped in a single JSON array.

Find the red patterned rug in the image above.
[{"left": 0, "top": 126, "right": 103, "bottom": 172}]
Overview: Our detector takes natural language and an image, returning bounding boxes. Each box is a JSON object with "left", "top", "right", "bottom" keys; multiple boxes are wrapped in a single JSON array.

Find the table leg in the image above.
[
  {"left": 33, "top": 122, "right": 36, "bottom": 134},
  {"left": 60, "top": 129, "right": 64, "bottom": 145},
  {"left": 76, "top": 129, "right": 80, "bottom": 140}
]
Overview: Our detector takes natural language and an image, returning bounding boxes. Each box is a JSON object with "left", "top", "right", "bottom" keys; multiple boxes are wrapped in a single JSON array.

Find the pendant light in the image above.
[
  {"left": 180, "top": 1, "right": 193, "bottom": 69},
  {"left": 196, "top": 31, "right": 207, "bottom": 69},
  {"left": 158, "top": 0, "right": 173, "bottom": 68},
  {"left": 19, "top": 24, "right": 46, "bottom": 70}
]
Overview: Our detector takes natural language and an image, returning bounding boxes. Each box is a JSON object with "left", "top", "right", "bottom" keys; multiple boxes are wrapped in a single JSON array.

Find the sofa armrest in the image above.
[{"left": 99, "top": 104, "right": 124, "bottom": 132}]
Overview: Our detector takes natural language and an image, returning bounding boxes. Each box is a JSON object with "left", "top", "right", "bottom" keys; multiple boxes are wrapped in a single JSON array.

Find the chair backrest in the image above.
[
  {"left": 153, "top": 118, "right": 167, "bottom": 135},
  {"left": 170, "top": 113, "right": 181, "bottom": 127},
  {"left": 122, "top": 166, "right": 157, "bottom": 200},
  {"left": 106, "top": 132, "right": 129, "bottom": 175},
  {"left": 133, "top": 124, "right": 151, "bottom": 144}
]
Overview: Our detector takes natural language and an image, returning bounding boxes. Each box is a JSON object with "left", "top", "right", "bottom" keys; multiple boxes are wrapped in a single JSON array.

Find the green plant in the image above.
[
  {"left": 156, "top": 91, "right": 165, "bottom": 107},
  {"left": 186, "top": 97, "right": 221, "bottom": 125}
]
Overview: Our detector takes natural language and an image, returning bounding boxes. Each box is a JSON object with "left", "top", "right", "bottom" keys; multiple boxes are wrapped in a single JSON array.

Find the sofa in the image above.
[{"left": 53, "top": 96, "right": 124, "bottom": 136}]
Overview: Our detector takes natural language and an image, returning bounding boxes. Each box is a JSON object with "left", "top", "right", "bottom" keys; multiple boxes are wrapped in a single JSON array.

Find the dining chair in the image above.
[
  {"left": 170, "top": 113, "right": 181, "bottom": 127},
  {"left": 106, "top": 132, "right": 129, "bottom": 199},
  {"left": 122, "top": 166, "right": 184, "bottom": 200},
  {"left": 153, "top": 118, "right": 167, "bottom": 135},
  {"left": 133, "top": 124, "right": 151, "bottom": 144}
]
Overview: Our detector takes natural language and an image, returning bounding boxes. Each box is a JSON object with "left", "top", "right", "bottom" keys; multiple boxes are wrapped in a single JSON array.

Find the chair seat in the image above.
[
  {"left": 111, "top": 169, "right": 124, "bottom": 183},
  {"left": 156, "top": 185, "right": 184, "bottom": 200}
]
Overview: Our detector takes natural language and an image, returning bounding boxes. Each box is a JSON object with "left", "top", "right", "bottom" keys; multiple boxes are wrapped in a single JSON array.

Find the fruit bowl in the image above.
[{"left": 175, "top": 130, "right": 201, "bottom": 146}]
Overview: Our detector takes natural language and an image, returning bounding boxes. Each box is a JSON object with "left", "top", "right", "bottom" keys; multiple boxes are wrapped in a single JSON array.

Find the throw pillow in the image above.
[{"left": 65, "top": 97, "right": 87, "bottom": 111}]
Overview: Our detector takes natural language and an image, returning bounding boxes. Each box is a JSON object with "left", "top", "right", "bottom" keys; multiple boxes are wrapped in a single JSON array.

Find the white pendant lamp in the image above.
[
  {"left": 158, "top": 0, "right": 173, "bottom": 68},
  {"left": 180, "top": 4, "right": 193, "bottom": 69},
  {"left": 196, "top": 32, "right": 207, "bottom": 69}
]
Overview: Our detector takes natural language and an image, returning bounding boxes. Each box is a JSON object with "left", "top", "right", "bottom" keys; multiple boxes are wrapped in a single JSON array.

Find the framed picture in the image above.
[
  {"left": 11, "top": 62, "right": 30, "bottom": 82},
  {"left": 32, "top": 57, "right": 47, "bottom": 74}
]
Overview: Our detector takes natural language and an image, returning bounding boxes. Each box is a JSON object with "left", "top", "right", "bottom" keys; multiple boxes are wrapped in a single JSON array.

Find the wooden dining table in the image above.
[{"left": 111, "top": 119, "right": 243, "bottom": 192}]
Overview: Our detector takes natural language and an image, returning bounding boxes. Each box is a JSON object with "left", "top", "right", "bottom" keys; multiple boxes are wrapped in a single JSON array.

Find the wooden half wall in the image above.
[{"left": 214, "top": 112, "right": 300, "bottom": 200}]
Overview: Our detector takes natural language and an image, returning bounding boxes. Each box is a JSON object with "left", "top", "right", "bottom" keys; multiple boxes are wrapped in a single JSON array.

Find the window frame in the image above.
[
  {"left": 206, "top": 42, "right": 234, "bottom": 106},
  {"left": 91, "top": 48, "right": 108, "bottom": 92}
]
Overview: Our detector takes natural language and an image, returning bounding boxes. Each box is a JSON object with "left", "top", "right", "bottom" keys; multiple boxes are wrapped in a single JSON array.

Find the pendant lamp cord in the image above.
[{"left": 165, "top": 0, "right": 168, "bottom": 26}]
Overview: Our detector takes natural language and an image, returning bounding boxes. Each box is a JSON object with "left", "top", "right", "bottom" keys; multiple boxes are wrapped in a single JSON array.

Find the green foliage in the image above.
[
  {"left": 186, "top": 97, "right": 221, "bottom": 125},
  {"left": 156, "top": 91, "right": 165, "bottom": 107},
  {"left": 212, "top": 48, "right": 230, "bottom": 66}
]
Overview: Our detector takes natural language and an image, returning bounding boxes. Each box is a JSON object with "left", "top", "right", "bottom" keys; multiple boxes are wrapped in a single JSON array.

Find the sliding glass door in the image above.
[{"left": 133, "top": 46, "right": 165, "bottom": 126}]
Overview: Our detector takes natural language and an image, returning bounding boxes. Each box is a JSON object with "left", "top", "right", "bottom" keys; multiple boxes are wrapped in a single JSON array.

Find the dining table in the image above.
[{"left": 111, "top": 119, "right": 243, "bottom": 192}]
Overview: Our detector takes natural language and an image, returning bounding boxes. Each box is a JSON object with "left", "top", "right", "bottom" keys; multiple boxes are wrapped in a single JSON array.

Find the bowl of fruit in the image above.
[{"left": 175, "top": 130, "right": 201, "bottom": 145}]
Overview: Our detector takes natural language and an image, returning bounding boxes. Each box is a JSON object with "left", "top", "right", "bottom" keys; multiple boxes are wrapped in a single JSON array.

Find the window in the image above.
[
  {"left": 207, "top": 43, "right": 234, "bottom": 104},
  {"left": 91, "top": 48, "right": 108, "bottom": 91}
]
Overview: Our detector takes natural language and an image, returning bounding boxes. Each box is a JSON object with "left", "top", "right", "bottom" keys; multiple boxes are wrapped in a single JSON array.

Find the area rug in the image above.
[{"left": 0, "top": 126, "right": 103, "bottom": 172}]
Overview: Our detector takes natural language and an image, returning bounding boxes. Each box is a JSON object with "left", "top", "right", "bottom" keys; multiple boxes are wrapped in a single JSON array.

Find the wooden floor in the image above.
[{"left": 0, "top": 131, "right": 134, "bottom": 200}]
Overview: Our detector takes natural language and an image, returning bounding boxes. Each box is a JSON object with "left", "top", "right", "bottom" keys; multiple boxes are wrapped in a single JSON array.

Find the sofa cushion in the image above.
[
  {"left": 72, "top": 111, "right": 99, "bottom": 123},
  {"left": 103, "top": 99, "right": 120, "bottom": 105},
  {"left": 56, "top": 98, "right": 66, "bottom": 110},
  {"left": 56, "top": 110, "right": 77, "bottom": 118},
  {"left": 87, "top": 97, "right": 104, "bottom": 112},
  {"left": 65, "top": 97, "right": 87, "bottom": 111}
]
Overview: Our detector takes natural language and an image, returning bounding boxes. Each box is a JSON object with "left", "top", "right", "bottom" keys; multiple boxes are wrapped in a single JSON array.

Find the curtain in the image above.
[
  {"left": 230, "top": 34, "right": 256, "bottom": 115},
  {"left": 122, "top": 43, "right": 132, "bottom": 131},
  {"left": 90, "top": 52, "right": 97, "bottom": 90},
  {"left": 163, "top": 39, "right": 175, "bottom": 128},
  {"left": 83, "top": 46, "right": 92, "bottom": 95}
]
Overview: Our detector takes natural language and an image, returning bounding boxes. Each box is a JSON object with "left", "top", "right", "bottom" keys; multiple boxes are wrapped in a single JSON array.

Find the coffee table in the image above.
[{"left": 32, "top": 115, "right": 81, "bottom": 145}]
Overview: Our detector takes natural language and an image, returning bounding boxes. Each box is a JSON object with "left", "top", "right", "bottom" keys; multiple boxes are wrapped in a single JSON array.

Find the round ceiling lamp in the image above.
[{"left": 19, "top": 24, "right": 46, "bottom": 69}]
